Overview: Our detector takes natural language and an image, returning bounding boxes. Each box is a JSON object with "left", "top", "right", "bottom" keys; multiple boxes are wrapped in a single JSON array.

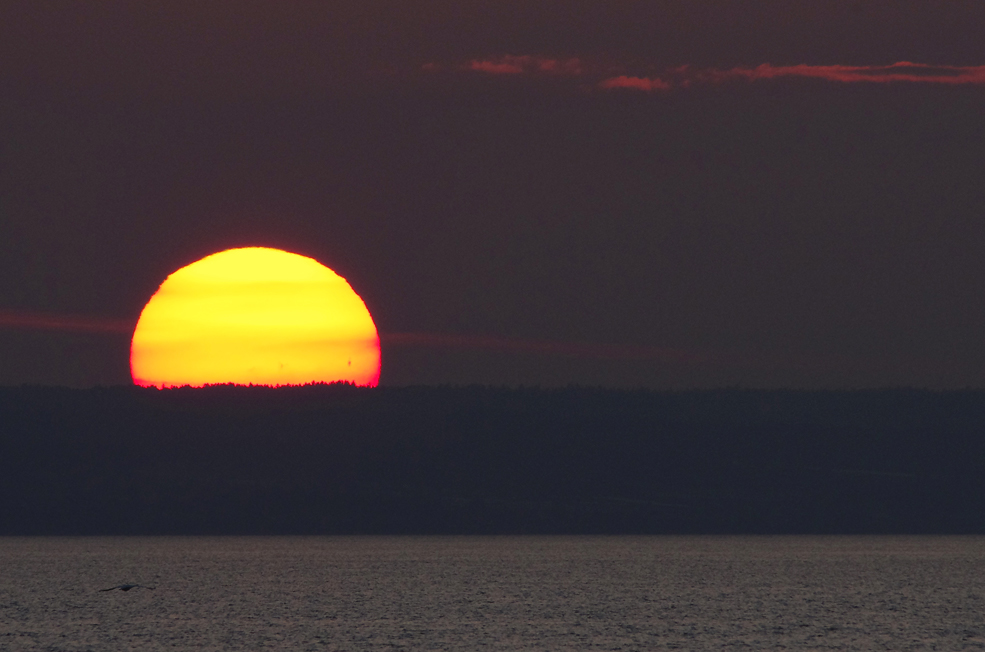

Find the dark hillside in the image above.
[{"left": 1, "top": 385, "right": 984, "bottom": 534}]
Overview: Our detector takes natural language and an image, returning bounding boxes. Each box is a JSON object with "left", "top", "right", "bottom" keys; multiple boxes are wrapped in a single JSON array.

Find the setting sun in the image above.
[{"left": 131, "top": 247, "right": 380, "bottom": 387}]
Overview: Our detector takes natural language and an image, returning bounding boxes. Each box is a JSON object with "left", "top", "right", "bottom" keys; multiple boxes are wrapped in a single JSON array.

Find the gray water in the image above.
[{"left": 2, "top": 536, "right": 984, "bottom": 651}]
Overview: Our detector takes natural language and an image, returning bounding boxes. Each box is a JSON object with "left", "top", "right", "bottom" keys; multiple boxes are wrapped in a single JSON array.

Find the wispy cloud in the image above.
[
  {"left": 598, "top": 75, "right": 671, "bottom": 92},
  {"left": 0, "top": 309, "right": 133, "bottom": 334},
  {"left": 434, "top": 55, "right": 585, "bottom": 76},
  {"left": 467, "top": 58, "right": 525, "bottom": 75},
  {"left": 467, "top": 55, "right": 583, "bottom": 76},
  {"left": 379, "top": 332, "right": 876, "bottom": 376},
  {"left": 382, "top": 332, "right": 711, "bottom": 364}
]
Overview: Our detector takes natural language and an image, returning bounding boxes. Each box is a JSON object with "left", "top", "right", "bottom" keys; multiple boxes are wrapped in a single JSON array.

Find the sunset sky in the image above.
[{"left": 2, "top": 1, "right": 985, "bottom": 388}]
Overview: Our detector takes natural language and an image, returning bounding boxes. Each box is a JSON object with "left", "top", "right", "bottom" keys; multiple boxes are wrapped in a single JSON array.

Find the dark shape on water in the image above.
[{"left": 100, "top": 584, "right": 155, "bottom": 592}]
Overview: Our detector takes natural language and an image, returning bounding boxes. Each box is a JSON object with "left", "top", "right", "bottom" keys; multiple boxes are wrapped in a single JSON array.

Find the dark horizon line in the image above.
[{"left": 2, "top": 382, "right": 982, "bottom": 394}]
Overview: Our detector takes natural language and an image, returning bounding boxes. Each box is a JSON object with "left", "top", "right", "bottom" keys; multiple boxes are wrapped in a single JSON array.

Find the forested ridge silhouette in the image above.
[{"left": 1, "top": 384, "right": 983, "bottom": 534}]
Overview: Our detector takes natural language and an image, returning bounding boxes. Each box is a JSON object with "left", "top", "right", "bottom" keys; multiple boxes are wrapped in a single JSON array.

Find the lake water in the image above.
[{"left": 2, "top": 536, "right": 984, "bottom": 650}]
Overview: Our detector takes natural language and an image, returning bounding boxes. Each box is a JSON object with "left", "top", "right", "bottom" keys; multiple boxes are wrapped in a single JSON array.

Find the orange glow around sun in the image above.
[{"left": 131, "top": 247, "right": 380, "bottom": 388}]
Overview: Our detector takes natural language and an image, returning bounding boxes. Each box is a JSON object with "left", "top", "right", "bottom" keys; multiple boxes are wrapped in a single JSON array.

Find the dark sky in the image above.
[{"left": 3, "top": 1, "right": 985, "bottom": 389}]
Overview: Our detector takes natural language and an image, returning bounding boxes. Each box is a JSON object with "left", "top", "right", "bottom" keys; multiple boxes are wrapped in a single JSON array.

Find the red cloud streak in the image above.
[
  {"left": 443, "top": 56, "right": 985, "bottom": 91},
  {"left": 1, "top": 308, "right": 874, "bottom": 377},
  {"left": 0, "top": 308, "right": 703, "bottom": 364},
  {"left": 0, "top": 309, "right": 703, "bottom": 363},
  {"left": 599, "top": 62, "right": 985, "bottom": 91},
  {"left": 713, "top": 62, "right": 985, "bottom": 85},
  {"left": 0, "top": 309, "right": 134, "bottom": 334}
]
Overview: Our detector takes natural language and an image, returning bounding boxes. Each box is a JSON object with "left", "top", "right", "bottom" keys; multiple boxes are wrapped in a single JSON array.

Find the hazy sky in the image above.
[{"left": 3, "top": 1, "right": 985, "bottom": 388}]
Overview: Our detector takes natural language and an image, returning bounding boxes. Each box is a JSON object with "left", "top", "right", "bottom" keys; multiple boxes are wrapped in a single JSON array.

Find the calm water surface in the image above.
[{"left": 2, "top": 536, "right": 984, "bottom": 650}]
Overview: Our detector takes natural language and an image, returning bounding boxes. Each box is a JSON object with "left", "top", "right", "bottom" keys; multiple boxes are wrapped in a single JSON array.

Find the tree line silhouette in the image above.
[{"left": 1, "top": 384, "right": 984, "bottom": 534}]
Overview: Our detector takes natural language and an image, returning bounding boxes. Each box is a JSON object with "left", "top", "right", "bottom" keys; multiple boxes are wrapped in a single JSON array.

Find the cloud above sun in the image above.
[{"left": 428, "top": 57, "right": 985, "bottom": 92}]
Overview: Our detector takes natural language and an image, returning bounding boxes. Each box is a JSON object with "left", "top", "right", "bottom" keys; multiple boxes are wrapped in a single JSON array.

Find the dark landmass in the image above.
[{"left": 1, "top": 384, "right": 984, "bottom": 535}]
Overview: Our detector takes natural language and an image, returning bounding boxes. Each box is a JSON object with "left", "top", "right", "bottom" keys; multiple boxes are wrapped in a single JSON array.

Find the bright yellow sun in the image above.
[{"left": 131, "top": 247, "right": 380, "bottom": 388}]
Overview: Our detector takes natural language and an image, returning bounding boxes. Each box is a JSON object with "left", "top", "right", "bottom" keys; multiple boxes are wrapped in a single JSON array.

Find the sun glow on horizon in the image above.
[{"left": 130, "top": 247, "right": 380, "bottom": 388}]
